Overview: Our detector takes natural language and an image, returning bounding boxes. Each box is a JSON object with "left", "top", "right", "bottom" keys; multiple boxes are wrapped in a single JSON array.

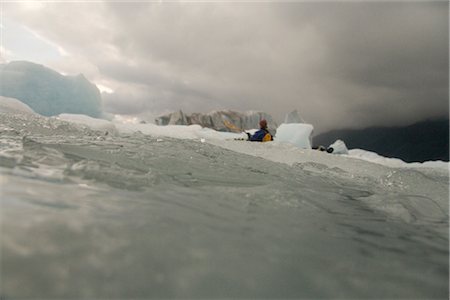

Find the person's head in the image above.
[{"left": 259, "top": 119, "right": 268, "bottom": 129}]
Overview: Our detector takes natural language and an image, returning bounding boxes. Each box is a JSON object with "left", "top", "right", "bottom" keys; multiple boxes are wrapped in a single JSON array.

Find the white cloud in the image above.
[
  {"left": 96, "top": 83, "right": 114, "bottom": 94},
  {"left": 24, "top": 26, "right": 70, "bottom": 56},
  {"left": 0, "top": 46, "right": 14, "bottom": 62},
  {"left": 19, "top": 1, "right": 46, "bottom": 11}
]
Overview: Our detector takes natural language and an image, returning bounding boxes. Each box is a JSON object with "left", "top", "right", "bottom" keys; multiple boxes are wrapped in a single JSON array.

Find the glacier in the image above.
[{"left": 0, "top": 107, "right": 448, "bottom": 298}]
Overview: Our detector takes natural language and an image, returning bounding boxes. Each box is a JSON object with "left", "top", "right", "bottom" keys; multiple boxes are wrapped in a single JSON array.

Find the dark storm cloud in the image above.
[
  {"left": 313, "top": 3, "right": 447, "bottom": 89},
  {"left": 274, "top": 2, "right": 448, "bottom": 130},
  {"left": 4, "top": 1, "right": 448, "bottom": 132}
]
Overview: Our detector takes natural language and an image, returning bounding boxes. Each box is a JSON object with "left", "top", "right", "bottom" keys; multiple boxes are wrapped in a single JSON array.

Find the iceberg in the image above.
[{"left": 0, "top": 61, "right": 102, "bottom": 117}]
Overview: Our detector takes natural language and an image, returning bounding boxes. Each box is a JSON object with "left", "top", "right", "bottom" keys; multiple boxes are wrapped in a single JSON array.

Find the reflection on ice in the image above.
[{"left": 0, "top": 112, "right": 448, "bottom": 298}]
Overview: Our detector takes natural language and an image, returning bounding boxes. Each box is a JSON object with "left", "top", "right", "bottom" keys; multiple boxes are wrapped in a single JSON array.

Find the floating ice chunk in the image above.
[
  {"left": 0, "top": 96, "right": 36, "bottom": 115},
  {"left": 328, "top": 139, "right": 349, "bottom": 155},
  {"left": 274, "top": 123, "right": 313, "bottom": 149}
]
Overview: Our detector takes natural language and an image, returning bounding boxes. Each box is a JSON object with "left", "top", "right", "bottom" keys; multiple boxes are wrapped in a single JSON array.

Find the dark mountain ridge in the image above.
[{"left": 313, "top": 118, "right": 449, "bottom": 163}]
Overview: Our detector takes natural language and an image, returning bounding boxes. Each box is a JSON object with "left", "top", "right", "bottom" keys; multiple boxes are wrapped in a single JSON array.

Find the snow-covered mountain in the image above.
[{"left": 0, "top": 61, "right": 102, "bottom": 117}]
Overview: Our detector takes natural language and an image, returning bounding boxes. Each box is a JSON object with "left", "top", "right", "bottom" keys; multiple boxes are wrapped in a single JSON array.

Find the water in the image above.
[{"left": 1, "top": 112, "right": 448, "bottom": 298}]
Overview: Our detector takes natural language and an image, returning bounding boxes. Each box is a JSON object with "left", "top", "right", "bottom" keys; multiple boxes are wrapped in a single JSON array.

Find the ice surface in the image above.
[
  {"left": 46, "top": 108, "right": 450, "bottom": 170},
  {"left": 0, "top": 110, "right": 448, "bottom": 298}
]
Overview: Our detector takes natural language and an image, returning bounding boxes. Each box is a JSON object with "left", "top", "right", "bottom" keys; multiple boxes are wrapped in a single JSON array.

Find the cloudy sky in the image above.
[{"left": 2, "top": 1, "right": 448, "bottom": 133}]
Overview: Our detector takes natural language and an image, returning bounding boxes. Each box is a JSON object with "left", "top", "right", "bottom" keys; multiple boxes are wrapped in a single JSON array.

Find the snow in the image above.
[
  {"left": 115, "top": 122, "right": 246, "bottom": 140},
  {"left": 55, "top": 113, "right": 118, "bottom": 134},
  {"left": 113, "top": 118, "right": 449, "bottom": 172},
  {"left": 55, "top": 113, "right": 450, "bottom": 171},
  {"left": 347, "top": 149, "right": 449, "bottom": 170},
  {"left": 0, "top": 96, "right": 36, "bottom": 114}
]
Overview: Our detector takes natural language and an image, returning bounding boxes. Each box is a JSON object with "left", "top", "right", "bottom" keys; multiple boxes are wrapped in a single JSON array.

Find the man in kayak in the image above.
[{"left": 248, "top": 119, "right": 273, "bottom": 142}]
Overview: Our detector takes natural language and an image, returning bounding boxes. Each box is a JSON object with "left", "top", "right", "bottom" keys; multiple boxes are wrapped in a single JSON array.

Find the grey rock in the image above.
[{"left": 155, "top": 110, "right": 277, "bottom": 132}]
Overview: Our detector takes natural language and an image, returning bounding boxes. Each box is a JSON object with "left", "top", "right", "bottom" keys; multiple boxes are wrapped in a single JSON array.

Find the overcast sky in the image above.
[{"left": 2, "top": 1, "right": 448, "bottom": 133}]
